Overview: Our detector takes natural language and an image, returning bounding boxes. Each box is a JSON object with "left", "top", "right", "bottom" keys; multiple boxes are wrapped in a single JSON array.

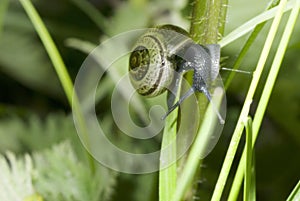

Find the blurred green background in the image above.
[{"left": 0, "top": 0, "right": 299, "bottom": 200}]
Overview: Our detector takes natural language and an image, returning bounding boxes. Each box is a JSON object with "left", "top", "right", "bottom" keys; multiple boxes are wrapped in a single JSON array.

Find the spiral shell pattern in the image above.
[{"left": 129, "top": 25, "right": 190, "bottom": 97}]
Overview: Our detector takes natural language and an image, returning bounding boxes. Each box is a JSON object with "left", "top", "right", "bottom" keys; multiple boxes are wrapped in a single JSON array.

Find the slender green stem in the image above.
[
  {"left": 188, "top": 0, "right": 228, "bottom": 128},
  {"left": 228, "top": 2, "right": 299, "bottom": 200},
  {"left": 189, "top": 0, "right": 228, "bottom": 123},
  {"left": 219, "top": 1, "right": 293, "bottom": 48},
  {"left": 224, "top": 0, "right": 280, "bottom": 89},
  {"left": 287, "top": 180, "right": 300, "bottom": 201},
  {"left": 252, "top": 0, "right": 300, "bottom": 145},
  {"left": 159, "top": 85, "right": 180, "bottom": 201},
  {"left": 19, "top": 0, "right": 95, "bottom": 173},
  {"left": 164, "top": 0, "right": 228, "bottom": 200},
  {"left": 172, "top": 88, "right": 224, "bottom": 201},
  {"left": 163, "top": 0, "right": 228, "bottom": 200},
  {"left": 224, "top": 25, "right": 263, "bottom": 89},
  {"left": 0, "top": 0, "right": 9, "bottom": 38},
  {"left": 19, "top": 0, "right": 73, "bottom": 104},
  {"left": 159, "top": 115, "right": 177, "bottom": 201},
  {"left": 159, "top": 0, "right": 228, "bottom": 200},
  {"left": 244, "top": 117, "right": 254, "bottom": 201},
  {"left": 159, "top": 0, "right": 227, "bottom": 201},
  {"left": 211, "top": 0, "right": 288, "bottom": 200}
]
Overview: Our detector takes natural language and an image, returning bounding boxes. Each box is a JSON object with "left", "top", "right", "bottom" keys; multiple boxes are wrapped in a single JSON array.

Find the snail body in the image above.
[{"left": 128, "top": 25, "right": 224, "bottom": 123}]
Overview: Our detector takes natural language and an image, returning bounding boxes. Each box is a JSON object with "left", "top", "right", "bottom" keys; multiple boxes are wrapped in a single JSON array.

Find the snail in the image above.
[{"left": 128, "top": 25, "right": 224, "bottom": 123}]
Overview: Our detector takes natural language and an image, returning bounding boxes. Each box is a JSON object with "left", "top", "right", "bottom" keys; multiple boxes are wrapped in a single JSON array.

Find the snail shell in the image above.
[{"left": 128, "top": 25, "right": 192, "bottom": 97}]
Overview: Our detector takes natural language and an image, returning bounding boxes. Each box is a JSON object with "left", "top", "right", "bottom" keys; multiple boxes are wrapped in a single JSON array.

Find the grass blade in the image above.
[
  {"left": 19, "top": 0, "right": 95, "bottom": 172},
  {"left": 211, "top": 0, "right": 288, "bottom": 200},
  {"left": 228, "top": 1, "right": 300, "bottom": 200},
  {"left": 224, "top": 0, "right": 280, "bottom": 89},
  {"left": 244, "top": 117, "right": 255, "bottom": 201},
  {"left": 171, "top": 88, "right": 224, "bottom": 201},
  {"left": 287, "top": 180, "right": 300, "bottom": 201},
  {"left": 159, "top": 113, "right": 177, "bottom": 201},
  {"left": 19, "top": 0, "right": 73, "bottom": 104},
  {"left": 219, "top": 1, "right": 293, "bottom": 48},
  {"left": 0, "top": 0, "right": 9, "bottom": 38},
  {"left": 252, "top": 0, "right": 300, "bottom": 143}
]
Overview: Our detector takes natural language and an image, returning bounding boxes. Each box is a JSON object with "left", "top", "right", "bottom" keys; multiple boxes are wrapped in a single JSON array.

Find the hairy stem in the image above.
[{"left": 174, "top": 0, "right": 228, "bottom": 199}]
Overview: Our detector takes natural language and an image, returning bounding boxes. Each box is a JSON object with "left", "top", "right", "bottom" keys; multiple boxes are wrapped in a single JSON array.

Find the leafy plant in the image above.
[{"left": 0, "top": 141, "right": 117, "bottom": 201}]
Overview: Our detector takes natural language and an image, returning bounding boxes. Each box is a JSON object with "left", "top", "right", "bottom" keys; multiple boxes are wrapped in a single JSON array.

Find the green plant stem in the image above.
[
  {"left": 287, "top": 180, "right": 300, "bottom": 201},
  {"left": 167, "top": 0, "right": 228, "bottom": 200},
  {"left": 159, "top": 82, "right": 181, "bottom": 201},
  {"left": 19, "top": 0, "right": 73, "bottom": 104},
  {"left": 159, "top": 113, "right": 177, "bottom": 201},
  {"left": 224, "top": 0, "right": 280, "bottom": 89},
  {"left": 211, "top": 0, "right": 288, "bottom": 200},
  {"left": 0, "top": 0, "right": 9, "bottom": 38},
  {"left": 219, "top": 2, "right": 293, "bottom": 48},
  {"left": 160, "top": 0, "right": 228, "bottom": 200},
  {"left": 228, "top": 1, "right": 299, "bottom": 200},
  {"left": 188, "top": 0, "right": 228, "bottom": 130},
  {"left": 252, "top": 0, "right": 299, "bottom": 145},
  {"left": 190, "top": 0, "right": 228, "bottom": 44},
  {"left": 172, "top": 89, "right": 224, "bottom": 201},
  {"left": 19, "top": 0, "right": 95, "bottom": 173},
  {"left": 244, "top": 117, "right": 254, "bottom": 201},
  {"left": 189, "top": 0, "right": 228, "bottom": 124},
  {"left": 159, "top": 43, "right": 190, "bottom": 200}
]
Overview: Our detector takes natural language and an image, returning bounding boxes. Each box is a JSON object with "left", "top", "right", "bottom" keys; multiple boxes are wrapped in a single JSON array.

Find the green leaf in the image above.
[
  {"left": 287, "top": 180, "right": 300, "bottom": 201},
  {"left": 32, "top": 141, "right": 105, "bottom": 201},
  {"left": 0, "top": 113, "right": 82, "bottom": 155},
  {"left": 0, "top": 141, "right": 118, "bottom": 201},
  {"left": 212, "top": 0, "right": 290, "bottom": 200},
  {"left": 227, "top": 1, "right": 300, "bottom": 200},
  {"left": 172, "top": 87, "right": 225, "bottom": 201},
  {"left": 244, "top": 117, "right": 256, "bottom": 201}
]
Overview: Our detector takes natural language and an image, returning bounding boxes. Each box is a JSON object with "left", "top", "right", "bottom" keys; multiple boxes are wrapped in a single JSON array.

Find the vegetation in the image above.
[{"left": 0, "top": 0, "right": 299, "bottom": 200}]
